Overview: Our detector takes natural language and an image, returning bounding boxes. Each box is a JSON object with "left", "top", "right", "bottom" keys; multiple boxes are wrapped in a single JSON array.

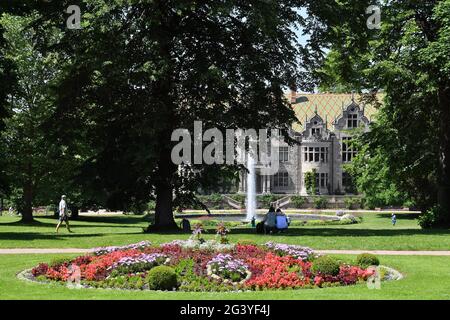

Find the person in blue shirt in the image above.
[
  {"left": 275, "top": 208, "right": 289, "bottom": 232},
  {"left": 391, "top": 213, "right": 397, "bottom": 226}
]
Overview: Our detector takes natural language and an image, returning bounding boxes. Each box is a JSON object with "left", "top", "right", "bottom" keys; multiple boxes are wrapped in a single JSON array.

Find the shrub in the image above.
[
  {"left": 340, "top": 214, "right": 358, "bottom": 224},
  {"left": 344, "top": 197, "right": 361, "bottom": 210},
  {"left": 311, "top": 256, "right": 340, "bottom": 276},
  {"left": 356, "top": 253, "right": 380, "bottom": 268},
  {"left": 103, "top": 275, "right": 145, "bottom": 290},
  {"left": 196, "top": 194, "right": 224, "bottom": 209},
  {"left": 229, "top": 194, "right": 246, "bottom": 206},
  {"left": 257, "top": 194, "right": 279, "bottom": 208},
  {"left": 291, "top": 196, "right": 306, "bottom": 208},
  {"left": 313, "top": 196, "right": 328, "bottom": 209},
  {"left": 418, "top": 206, "right": 447, "bottom": 229},
  {"left": 305, "top": 220, "right": 326, "bottom": 226},
  {"left": 147, "top": 200, "right": 156, "bottom": 211},
  {"left": 145, "top": 266, "right": 178, "bottom": 290},
  {"left": 209, "top": 193, "right": 224, "bottom": 209},
  {"left": 304, "top": 170, "right": 317, "bottom": 195},
  {"left": 174, "top": 258, "right": 196, "bottom": 277}
]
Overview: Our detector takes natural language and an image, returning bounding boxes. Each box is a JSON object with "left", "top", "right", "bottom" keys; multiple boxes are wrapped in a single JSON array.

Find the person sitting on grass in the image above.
[
  {"left": 275, "top": 208, "right": 289, "bottom": 232},
  {"left": 263, "top": 206, "right": 277, "bottom": 234},
  {"left": 56, "top": 195, "right": 72, "bottom": 233}
]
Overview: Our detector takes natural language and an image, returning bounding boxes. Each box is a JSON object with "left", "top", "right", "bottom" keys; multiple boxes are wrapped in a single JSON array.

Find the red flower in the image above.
[
  {"left": 31, "top": 263, "right": 49, "bottom": 277},
  {"left": 314, "top": 276, "right": 324, "bottom": 287},
  {"left": 245, "top": 253, "right": 310, "bottom": 289}
]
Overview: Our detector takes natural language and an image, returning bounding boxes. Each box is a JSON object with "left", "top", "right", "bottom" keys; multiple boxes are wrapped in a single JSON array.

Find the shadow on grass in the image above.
[
  {"left": 0, "top": 226, "right": 189, "bottom": 241},
  {"left": 0, "top": 215, "right": 148, "bottom": 229},
  {"left": 0, "top": 232, "right": 110, "bottom": 241},
  {"left": 376, "top": 213, "right": 419, "bottom": 220},
  {"left": 73, "top": 215, "right": 150, "bottom": 224}
]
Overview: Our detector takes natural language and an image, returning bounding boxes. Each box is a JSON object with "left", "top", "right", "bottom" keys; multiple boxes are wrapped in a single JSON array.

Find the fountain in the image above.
[{"left": 246, "top": 154, "right": 257, "bottom": 221}]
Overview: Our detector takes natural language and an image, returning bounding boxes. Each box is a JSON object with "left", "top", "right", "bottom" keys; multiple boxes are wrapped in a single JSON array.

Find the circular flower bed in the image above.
[{"left": 26, "top": 240, "right": 400, "bottom": 292}]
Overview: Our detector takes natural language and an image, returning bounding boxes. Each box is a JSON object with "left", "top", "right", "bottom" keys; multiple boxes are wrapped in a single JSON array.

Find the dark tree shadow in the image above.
[
  {"left": 0, "top": 232, "right": 109, "bottom": 241},
  {"left": 376, "top": 213, "right": 419, "bottom": 220},
  {"left": 0, "top": 215, "right": 147, "bottom": 229}
]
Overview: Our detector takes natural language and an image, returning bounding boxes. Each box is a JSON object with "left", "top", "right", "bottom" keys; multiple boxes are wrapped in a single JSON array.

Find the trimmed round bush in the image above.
[
  {"left": 145, "top": 266, "right": 178, "bottom": 290},
  {"left": 311, "top": 256, "right": 340, "bottom": 276},
  {"left": 356, "top": 253, "right": 380, "bottom": 268}
]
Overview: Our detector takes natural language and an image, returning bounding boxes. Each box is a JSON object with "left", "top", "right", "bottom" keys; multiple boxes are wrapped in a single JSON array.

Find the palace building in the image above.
[{"left": 238, "top": 92, "right": 381, "bottom": 195}]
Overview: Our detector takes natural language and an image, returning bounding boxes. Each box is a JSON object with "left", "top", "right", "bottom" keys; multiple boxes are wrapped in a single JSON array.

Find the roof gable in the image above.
[{"left": 289, "top": 93, "right": 383, "bottom": 132}]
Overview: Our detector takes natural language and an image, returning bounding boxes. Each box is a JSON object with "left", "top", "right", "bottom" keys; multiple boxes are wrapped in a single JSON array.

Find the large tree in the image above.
[
  {"left": 0, "top": 13, "right": 82, "bottom": 222},
  {"left": 304, "top": 0, "right": 450, "bottom": 226},
  {"left": 43, "top": 0, "right": 302, "bottom": 230}
]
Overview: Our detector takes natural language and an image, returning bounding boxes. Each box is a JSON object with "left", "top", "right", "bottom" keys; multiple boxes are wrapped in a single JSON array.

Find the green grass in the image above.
[
  {"left": 0, "top": 213, "right": 449, "bottom": 250},
  {"left": 1, "top": 254, "right": 449, "bottom": 299},
  {"left": 1, "top": 213, "right": 449, "bottom": 299}
]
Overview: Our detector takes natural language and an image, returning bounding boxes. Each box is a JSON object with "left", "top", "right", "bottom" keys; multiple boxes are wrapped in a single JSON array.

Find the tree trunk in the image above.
[
  {"left": 21, "top": 181, "right": 34, "bottom": 223},
  {"left": 438, "top": 85, "right": 450, "bottom": 225},
  {"left": 148, "top": 148, "right": 178, "bottom": 231},
  {"left": 145, "top": 4, "right": 179, "bottom": 232}
]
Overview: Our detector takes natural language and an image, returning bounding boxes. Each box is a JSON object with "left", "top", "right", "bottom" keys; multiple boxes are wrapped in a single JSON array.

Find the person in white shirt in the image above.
[{"left": 56, "top": 195, "right": 72, "bottom": 233}]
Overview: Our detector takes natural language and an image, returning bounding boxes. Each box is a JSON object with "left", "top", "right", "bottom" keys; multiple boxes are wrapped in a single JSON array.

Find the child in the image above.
[{"left": 391, "top": 213, "right": 397, "bottom": 226}]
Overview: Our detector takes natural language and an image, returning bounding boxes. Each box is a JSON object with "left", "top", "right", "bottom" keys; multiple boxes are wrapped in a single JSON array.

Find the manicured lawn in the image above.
[
  {"left": 0, "top": 213, "right": 449, "bottom": 250},
  {"left": 1, "top": 254, "right": 449, "bottom": 299}
]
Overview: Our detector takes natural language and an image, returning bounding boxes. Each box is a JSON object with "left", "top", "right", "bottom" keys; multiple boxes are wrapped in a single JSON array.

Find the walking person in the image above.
[
  {"left": 56, "top": 195, "right": 72, "bottom": 233},
  {"left": 391, "top": 213, "right": 397, "bottom": 226}
]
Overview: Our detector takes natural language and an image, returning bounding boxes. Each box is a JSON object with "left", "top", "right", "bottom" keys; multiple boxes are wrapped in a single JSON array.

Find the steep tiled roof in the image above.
[{"left": 289, "top": 93, "right": 383, "bottom": 132}]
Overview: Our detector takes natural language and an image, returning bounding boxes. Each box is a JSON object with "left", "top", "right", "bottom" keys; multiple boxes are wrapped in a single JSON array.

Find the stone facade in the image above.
[{"left": 238, "top": 94, "right": 371, "bottom": 195}]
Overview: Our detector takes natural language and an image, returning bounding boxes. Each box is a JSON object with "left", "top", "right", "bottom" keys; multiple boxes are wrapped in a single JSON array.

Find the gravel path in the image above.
[{"left": 0, "top": 248, "right": 450, "bottom": 256}]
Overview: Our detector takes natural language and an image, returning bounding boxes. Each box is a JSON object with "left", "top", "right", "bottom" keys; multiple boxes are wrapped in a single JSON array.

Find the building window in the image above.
[
  {"left": 314, "top": 147, "right": 320, "bottom": 162},
  {"left": 303, "top": 146, "right": 328, "bottom": 163},
  {"left": 274, "top": 172, "right": 289, "bottom": 187},
  {"left": 347, "top": 114, "right": 358, "bottom": 128},
  {"left": 320, "top": 173, "right": 329, "bottom": 188},
  {"left": 304, "top": 172, "right": 328, "bottom": 189},
  {"left": 312, "top": 128, "right": 321, "bottom": 136},
  {"left": 342, "top": 137, "right": 357, "bottom": 162},
  {"left": 279, "top": 147, "right": 289, "bottom": 163}
]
